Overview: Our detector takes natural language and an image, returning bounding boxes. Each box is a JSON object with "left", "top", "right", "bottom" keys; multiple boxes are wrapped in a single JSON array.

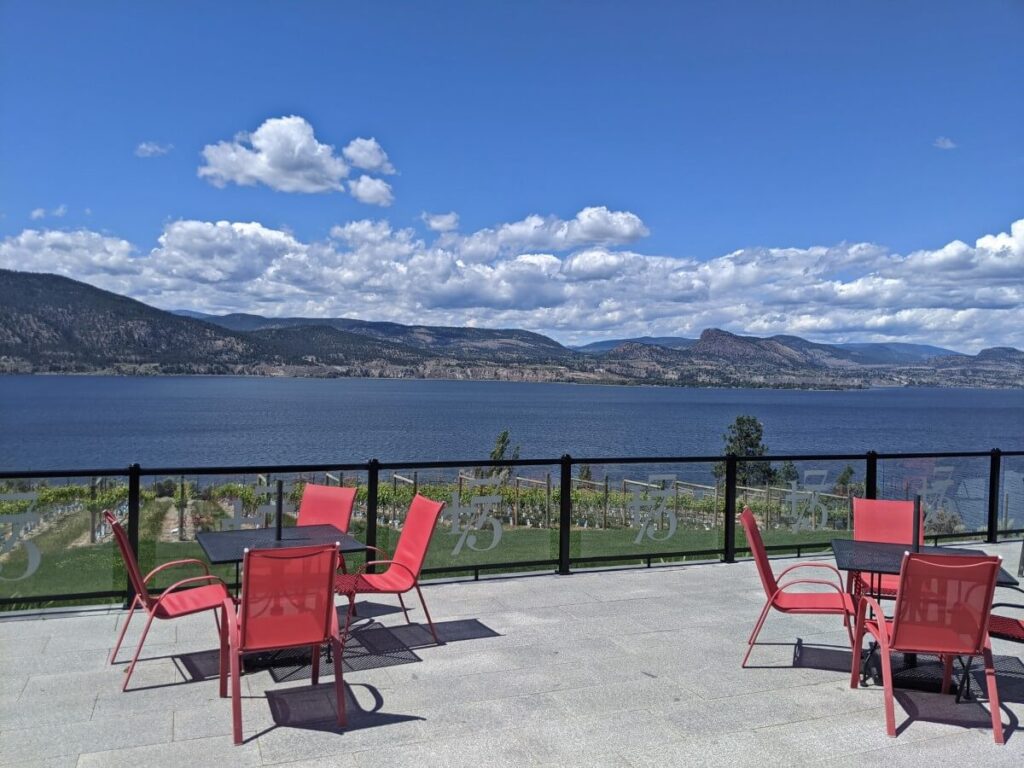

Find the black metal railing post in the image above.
[
  {"left": 723, "top": 454, "right": 737, "bottom": 563},
  {"left": 987, "top": 448, "right": 1001, "bottom": 544},
  {"left": 865, "top": 451, "right": 877, "bottom": 499},
  {"left": 126, "top": 463, "right": 141, "bottom": 605},
  {"left": 366, "top": 459, "right": 379, "bottom": 573},
  {"left": 558, "top": 454, "right": 572, "bottom": 575}
]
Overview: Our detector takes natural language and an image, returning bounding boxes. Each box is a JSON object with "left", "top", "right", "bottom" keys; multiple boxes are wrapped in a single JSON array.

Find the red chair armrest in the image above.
[
  {"left": 142, "top": 558, "right": 211, "bottom": 584},
  {"left": 855, "top": 595, "right": 888, "bottom": 643},
  {"left": 153, "top": 574, "right": 229, "bottom": 605},
  {"left": 776, "top": 561, "right": 845, "bottom": 592}
]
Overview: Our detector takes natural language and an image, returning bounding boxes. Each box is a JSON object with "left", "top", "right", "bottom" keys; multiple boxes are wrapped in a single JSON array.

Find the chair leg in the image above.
[
  {"left": 879, "top": 643, "right": 897, "bottom": 737},
  {"left": 231, "top": 647, "right": 243, "bottom": 745},
  {"left": 849, "top": 611, "right": 867, "bottom": 689},
  {"left": 415, "top": 584, "right": 440, "bottom": 644},
  {"left": 311, "top": 644, "right": 321, "bottom": 686},
  {"left": 332, "top": 636, "right": 346, "bottom": 728},
  {"left": 122, "top": 611, "right": 156, "bottom": 691},
  {"left": 982, "top": 646, "right": 1005, "bottom": 745},
  {"left": 110, "top": 596, "right": 141, "bottom": 664},
  {"left": 941, "top": 655, "right": 954, "bottom": 695},
  {"left": 396, "top": 592, "right": 411, "bottom": 624},
  {"left": 742, "top": 600, "right": 773, "bottom": 668},
  {"left": 219, "top": 606, "right": 229, "bottom": 699}
]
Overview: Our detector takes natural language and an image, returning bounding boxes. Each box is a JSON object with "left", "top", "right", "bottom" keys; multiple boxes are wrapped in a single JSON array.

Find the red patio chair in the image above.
[
  {"left": 851, "top": 497, "right": 924, "bottom": 599},
  {"left": 105, "top": 511, "right": 230, "bottom": 691},
  {"left": 298, "top": 483, "right": 357, "bottom": 572},
  {"left": 219, "top": 544, "right": 345, "bottom": 745},
  {"left": 298, "top": 483, "right": 357, "bottom": 531},
  {"left": 740, "top": 507, "right": 854, "bottom": 667},
  {"left": 849, "top": 552, "right": 1004, "bottom": 743},
  {"left": 336, "top": 494, "right": 445, "bottom": 645}
]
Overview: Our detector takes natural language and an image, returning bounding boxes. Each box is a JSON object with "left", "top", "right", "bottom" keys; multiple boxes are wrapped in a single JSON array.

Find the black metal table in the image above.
[
  {"left": 832, "top": 538, "right": 1019, "bottom": 695},
  {"left": 832, "top": 539, "right": 1019, "bottom": 590},
  {"left": 198, "top": 524, "right": 365, "bottom": 598},
  {"left": 197, "top": 524, "right": 365, "bottom": 668}
]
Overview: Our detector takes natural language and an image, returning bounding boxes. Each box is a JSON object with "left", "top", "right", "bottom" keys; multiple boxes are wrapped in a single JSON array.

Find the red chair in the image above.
[
  {"left": 105, "top": 510, "right": 230, "bottom": 691},
  {"left": 298, "top": 483, "right": 357, "bottom": 572},
  {"left": 740, "top": 507, "right": 854, "bottom": 667},
  {"left": 851, "top": 498, "right": 925, "bottom": 598},
  {"left": 298, "top": 483, "right": 357, "bottom": 531},
  {"left": 336, "top": 494, "right": 445, "bottom": 644},
  {"left": 849, "top": 552, "right": 1004, "bottom": 743},
  {"left": 219, "top": 545, "right": 345, "bottom": 745}
]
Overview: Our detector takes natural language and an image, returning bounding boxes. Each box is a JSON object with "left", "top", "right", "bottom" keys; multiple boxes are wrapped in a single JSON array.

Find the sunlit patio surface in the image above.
[{"left": 2, "top": 541, "right": 1022, "bottom": 767}]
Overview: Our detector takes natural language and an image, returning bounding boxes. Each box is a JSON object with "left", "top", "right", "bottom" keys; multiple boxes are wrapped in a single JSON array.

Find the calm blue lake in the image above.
[{"left": 0, "top": 376, "right": 1020, "bottom": 471}]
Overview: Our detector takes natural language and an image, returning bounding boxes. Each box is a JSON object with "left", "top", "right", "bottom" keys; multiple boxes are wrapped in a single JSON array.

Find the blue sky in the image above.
[{"left": 1, "top": 1, "right": 1022, "bottom": 351}]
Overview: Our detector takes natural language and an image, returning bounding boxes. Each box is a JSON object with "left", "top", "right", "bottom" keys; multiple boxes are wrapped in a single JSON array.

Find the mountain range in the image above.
[{"left": 1, "top": 269, "right": 1021, "bottom": 388}]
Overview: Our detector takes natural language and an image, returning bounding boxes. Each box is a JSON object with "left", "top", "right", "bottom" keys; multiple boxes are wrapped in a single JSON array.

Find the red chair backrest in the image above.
[
  {"left": 392, "top": 495, "right": 445, "bottom": 580},
  {"left": 298, "top": 483, "right": 357, "bottom": 531},
  {"left": 238, "top": 545, "right": 339, "bottom": 653},
  {"left": 890, "top": 552, "right": 1000, "bottom": 655},
  {"left": 852, "top": 498, "right": 924, "bottom": 546},
  {"left": 104, "top": 510, "right": 153, "bottom": 608},
  {"left": 740, "top": 507, "right": 778, "bottom": 599}
]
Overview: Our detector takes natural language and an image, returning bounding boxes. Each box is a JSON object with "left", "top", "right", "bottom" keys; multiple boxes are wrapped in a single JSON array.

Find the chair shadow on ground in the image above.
[
  {"left": 171, "top": 603, "right": 501, "bottom": 686},
  {"left": 773, "top": 638, "right": 1022, "bottom": 742},
  {"left": 165, "top": 608, "right": 501, "bottom": 742}
]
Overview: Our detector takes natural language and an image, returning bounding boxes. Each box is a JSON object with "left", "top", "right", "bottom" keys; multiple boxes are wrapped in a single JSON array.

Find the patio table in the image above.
[
  {"left": 196, "top": 524, "right": 364, "bottom": 668},
  {"left": 197, "top": 524, "right": 365, "bottom": 594},
  {"left": 832, "top": 538, "right": 1019, "bottom": 695}
]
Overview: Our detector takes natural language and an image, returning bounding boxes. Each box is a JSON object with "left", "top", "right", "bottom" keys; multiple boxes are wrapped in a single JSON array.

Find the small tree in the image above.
[
  {"left": 714, "top": 415, "right": 774, "bottom": 487},
  {"left": 578, "top": 463, "right": 593, "bottom": 482},
  {"left": 485, "top": 429, "right": 520, "bottom": 482},
  {"left": 832, "top": 465, "right": 856, "bottom": 495},
  {"left": 777, "top": 460, "right": 799, "bottom": 485}
]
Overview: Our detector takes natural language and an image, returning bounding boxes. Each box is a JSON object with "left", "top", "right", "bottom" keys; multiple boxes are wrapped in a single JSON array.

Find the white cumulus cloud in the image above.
[
  {"left": 348, "top": 175, "right": 394, "bottom": 207},
  {"left": 933, "top": 136, "right": 957, "bottom": 150},
  {"left": 198, "top": 116, "right": 350, "bottom": 193},
  {"left": 342, "top": 137, "right": 396, "bottom": 174},
  {"left": 3, "top": 212, "right": 1022, "bottom": 353},
  {"left": 422, "top": 212, "right": 459, "bottom": 232}
]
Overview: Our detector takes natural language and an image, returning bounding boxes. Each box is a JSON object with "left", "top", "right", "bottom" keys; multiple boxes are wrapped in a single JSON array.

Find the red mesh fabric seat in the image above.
[
  {"left": 740, "top": 507, "right": 854, "bottom": 667},
  {"left": 851, "top": 498, "right": 924, "bottom": 599},
  {"left": 989, "top": 606, "right": 1024, "bottom": 644},
  {"left": 849, "top": 552, "right": 1005, "bottom": 744},
  {"left": 105, "top": 510, "right": 230, "bottom": 691},
  {"left": 336, "top": 494, "right": 445, "bottom": 644},
  {"left": 219, "top": 545, "right": 345, "bottom": 745}
]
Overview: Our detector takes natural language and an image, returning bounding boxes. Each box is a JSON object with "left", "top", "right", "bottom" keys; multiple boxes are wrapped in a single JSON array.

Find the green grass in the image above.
[{"left": 0, "top": 497, "right": 868, "bottom": 610}]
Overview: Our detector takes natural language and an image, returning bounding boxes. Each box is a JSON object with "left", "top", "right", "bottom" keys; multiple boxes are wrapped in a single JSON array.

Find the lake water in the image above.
[{"left": 0, "top": 376, "right": 1020, "bottom": 471}]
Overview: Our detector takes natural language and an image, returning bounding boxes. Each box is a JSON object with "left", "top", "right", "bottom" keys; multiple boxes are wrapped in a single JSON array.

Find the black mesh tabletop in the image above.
[
  {"left": 197, "top": 525, "right": 364, "bottom": 564},
  {"left": 831, "top": 538, "right": 1018, "bottom": 587}
]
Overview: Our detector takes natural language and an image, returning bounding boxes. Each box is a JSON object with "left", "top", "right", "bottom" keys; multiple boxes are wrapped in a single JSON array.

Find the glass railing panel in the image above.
[
  {"left": 140, "top": 468, "right": 366, "bottom": 591},
  {"left": 410, "top": 464, "right": 560, "bottom": 576},
  {"left": 998, "top": 454, "right": 1024, "bottom": 540},
  {"left": 0, "top": 474, "right": 127, "bottom": 607},
  {"left": 877, "top": 455, "right": 989, "bottom": 543},
  {"left": 736, "top": 458, "right": 859, "bottom": 556},
  {"left": 572, "top": 461, "right": 724, "bottom": 566}
]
